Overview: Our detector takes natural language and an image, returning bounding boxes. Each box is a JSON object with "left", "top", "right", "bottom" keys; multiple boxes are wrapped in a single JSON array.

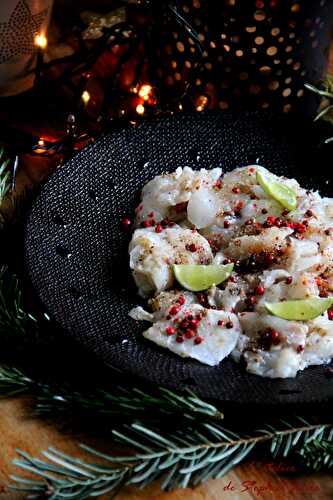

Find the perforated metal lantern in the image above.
[{"left": 151, "top": 0, "right": 333, "bottom": 115}]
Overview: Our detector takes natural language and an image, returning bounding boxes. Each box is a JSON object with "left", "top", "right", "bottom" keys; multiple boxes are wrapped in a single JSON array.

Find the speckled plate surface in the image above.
[{"left": 24, "top": 111, "right": 333, "bottom": 405}]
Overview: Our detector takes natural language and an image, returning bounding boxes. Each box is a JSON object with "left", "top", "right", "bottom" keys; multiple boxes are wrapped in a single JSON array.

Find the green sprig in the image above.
[
  {"left": 305, "top": 76, "right": 333, "bottom": 142},
  {"left": 10, "top": 418, "right": 333, "bottom": 498},
  {"left": 0, "top": 147, "right": 11, "bottom": 225},
  {"left": 298, "top": 438, "right": 333, "bottom": 471},
  {"left": 35, "top": 384, "right": 223, "bottom": 421},
  {"left": 0, "top": 364, "right": 223, "bottom": 422},
  {"left": 0, "top": 266, "right": 45, "bottom": 343}
]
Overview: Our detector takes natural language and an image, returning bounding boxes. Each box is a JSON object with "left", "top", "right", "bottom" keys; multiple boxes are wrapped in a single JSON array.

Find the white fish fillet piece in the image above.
[
  {"left": 255, "top": 272, "right": 320, "bottom": 313},
  {"left": 243, "top": 348, "right": 302, "bottom": 379},
  {"left": 260, "top": 269, "right": 290, "bottom": 288},
  {"left": 234, "top": 312, "right": 308, "bottom": 378},
  {"left": 129, "top": 226, "right": 212, "bottom": 297},
  {"left": 187, "top": 186, "right": 221, "bottom": 229},
  {"left": 207, "top": 280, "right": 249, "bottom": 312},
  {"left": 135, "top": 166, "right": 222, "bottom": 225},
  {"left": 129, "top": 306, "right": 154, "bottom": 322},
  {"left": 284, "top": 238, "right": 321, "bottom": 274},
  {"left": 149, "top": 290, "right": 197, "bottom": 319},
  {"left": 302, "top": 315, "right": 333, "bottom": 367},
  {"left": 238, "top": 312, "right": 308, "bottom": 345},
  {"left": 129, "top": 291, "right": 196, "bottom": 322},
  {"left": 225, "top": 227, "right": 293, "bottom": 260},
  {"left": 143, "top": 304, "right": 240, "bottom": 366}
]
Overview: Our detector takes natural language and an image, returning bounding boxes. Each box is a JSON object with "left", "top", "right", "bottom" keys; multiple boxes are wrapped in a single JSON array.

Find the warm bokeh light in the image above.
[
  {"left": 138, "top": 84, "right": 152, "bottom": 101},
  {"left": 35, "top": 138, "right": 46, "bottom": 154},
  {"left": 196, "top": 95, "right": 209, "bottom": 112},
  {"left": 136, "top": 104, "right": 145, "bottom": 114},
  {"left": 34, "top": 34, "right": 48, "bottom": 49},
  {"left": 81, "top": 90, "right": 91, "bottom": 105}
]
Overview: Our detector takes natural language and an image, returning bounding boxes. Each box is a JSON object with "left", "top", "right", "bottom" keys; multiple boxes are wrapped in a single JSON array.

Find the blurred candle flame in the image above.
[{"left": 34, "top": 34, "right": 47, "bottom": 49}]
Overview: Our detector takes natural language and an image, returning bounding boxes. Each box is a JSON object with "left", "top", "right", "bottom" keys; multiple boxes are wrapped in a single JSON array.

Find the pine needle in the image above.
[
  {"left": 9, "top": 418, "right": 333, "bottom": 498},
  {"left": 305, "top": 77, "right": 333, "bottom": 140}
]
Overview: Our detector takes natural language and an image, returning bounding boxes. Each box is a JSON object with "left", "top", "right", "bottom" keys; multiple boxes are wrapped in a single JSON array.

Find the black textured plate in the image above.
[{"left": 24, "top": 112, "right": 333, "bottom": 405}]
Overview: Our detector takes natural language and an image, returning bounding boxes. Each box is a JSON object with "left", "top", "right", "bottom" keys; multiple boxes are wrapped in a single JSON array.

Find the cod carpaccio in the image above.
[{"left": 126, "top": 165, "right": 333, "bottom": 379}]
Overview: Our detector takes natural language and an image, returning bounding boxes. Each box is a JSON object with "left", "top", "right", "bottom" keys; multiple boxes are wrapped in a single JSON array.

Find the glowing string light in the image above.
[
  {"left": 196, "top": 95, "right": 209, "bottom": 112},
  {"left": 35, "top": 138, "right": 46, "bottom": 154},
  {"left": 138, "top": 84, "right": 153, "bottom": 101},
  {"left": 136, "top": 104, "right": 145, "bottom": 114},
  {"left": 81, "top": 90, "right": 91, "bottom": 105}
]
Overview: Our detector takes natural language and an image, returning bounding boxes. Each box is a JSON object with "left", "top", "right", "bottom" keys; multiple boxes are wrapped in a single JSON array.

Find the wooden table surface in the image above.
[
  {"left": 0, "top": 398, "right": 333, "bottom": 500},
  {"left": 1, "top": 46, "right": 333, "bottom": 500}
]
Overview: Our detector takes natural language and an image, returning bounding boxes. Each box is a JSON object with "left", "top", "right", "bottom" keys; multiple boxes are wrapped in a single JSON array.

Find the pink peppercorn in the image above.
[
  {"left": 270, "top": 330, "right": 280, "bottom": 345},
  {"left": 169, "top": 305, "right": 180, "bottom": 316},
  {"left": 121, "top": 218, "right": 132, "bottom": 229},
  {"left": 178, "top": 295, "right": 185, "bottom": 305},
  {"left": 266, "top": 216, "right": 276, "bottom": 226},
  {"left": 296, "top": 223, "right": 307, "bottom": 233},
  {"left": 184, "top": 329, "right": 196, "bottom": 339},
  {"left": 194, "top": 336, "right": 204, "bottom": 345},
  {"left": 186, "top": 243, "right": 197, "bottom": 252}
]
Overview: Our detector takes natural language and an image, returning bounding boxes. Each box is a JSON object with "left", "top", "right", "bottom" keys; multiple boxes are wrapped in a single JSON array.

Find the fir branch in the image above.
[
  {"left": 0, "top": 266, "right": 45, "bottom": 342},
  {"left": 0, "top": 148, "right": 11, "bottom": 225},
  {"left": 35, "top": 384, "right": 223, "bottom": 422},
  {"left": 0, "top": 364, "right": 223, "bottom": 422},
  {"left": 0, "top": 148, "right": 10, "bottom": 199},
  {"left": 10, "top": 418, "right": 333, "bottom": 498},
  {"left": 305, "top": 76, "right": 333, "bottom": 142},
  {"left": 298, "top": 436, "right": 333, "bottom": 471},
  {"left": 0, "top": 366, "right": 35, "bottom": 397}
]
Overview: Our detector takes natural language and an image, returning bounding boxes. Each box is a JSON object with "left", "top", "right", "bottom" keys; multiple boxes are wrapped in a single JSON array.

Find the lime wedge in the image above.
[
  {"left": 265, "top": 297, "right": 333, "bottom": 321},
  {"left": 256, "top": 169, "right": 297, "bottom": 211},
  {"left": 173, "top": 263, "right": 234, "bottom": 292}
]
